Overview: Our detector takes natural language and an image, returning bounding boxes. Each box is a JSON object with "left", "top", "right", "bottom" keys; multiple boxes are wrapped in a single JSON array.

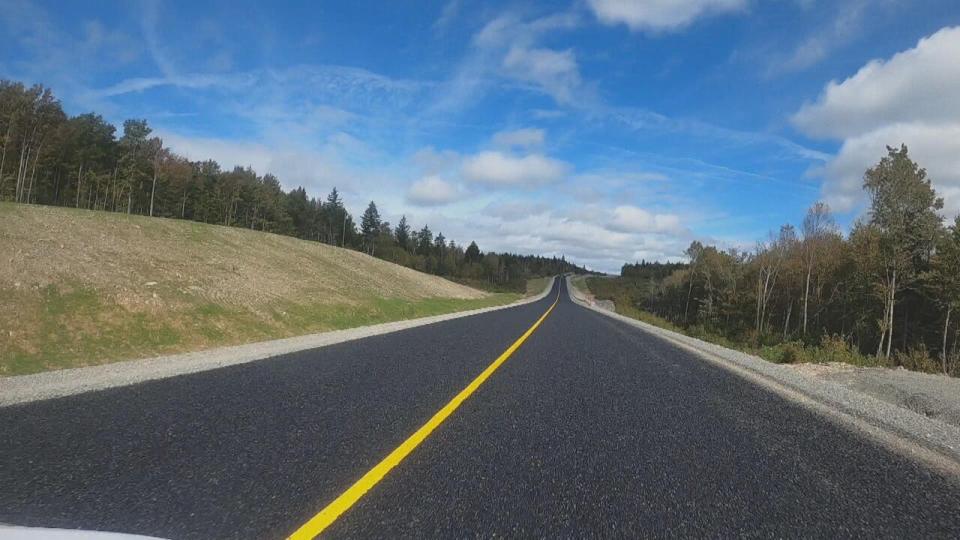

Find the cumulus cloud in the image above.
[
  {"left": 461, "top": 151, "right": 569, "bottom": 187},
  {"left": 587, "top": 0, "right": 747, "bottom": 32},
  {"left": 792, "top": 26, "right": 960, "bottom": 139},
  {"left": 492, "top": 128, "right": 546, "bottom": 148},
  {"left": 609, "top": 205, "right": 685, "bottom": 234},
  {"left": 407, "top": 175, "right": 461, "bottom": 206},
  {"left": 823, "top": 123, "right": 960, "bottom": 215},
  {"left": 793, "top": 26, "right": 960, "bottom": 215}
]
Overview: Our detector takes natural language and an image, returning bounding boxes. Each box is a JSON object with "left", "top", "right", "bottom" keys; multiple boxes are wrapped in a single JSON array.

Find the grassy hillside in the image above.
[{"left": 0, "top": 203, "right": 519, "bottom": 375}]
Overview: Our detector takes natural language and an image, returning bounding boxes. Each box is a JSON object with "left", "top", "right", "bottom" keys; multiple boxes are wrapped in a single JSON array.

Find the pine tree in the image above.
[
  {"left": 465, "top": 241, "right": 481, "bottom": 263},
  {"left": 395, "top": 215, "right": 410, "bottom": 250},
  {"left": 360, "top": 200, "right": 381, "bottom": 255}
]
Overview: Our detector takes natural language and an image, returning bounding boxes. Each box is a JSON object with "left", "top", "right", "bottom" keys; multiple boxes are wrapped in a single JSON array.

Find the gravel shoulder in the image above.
[{"left": 787, "top": 362, "right": 960, "bottom": 429}]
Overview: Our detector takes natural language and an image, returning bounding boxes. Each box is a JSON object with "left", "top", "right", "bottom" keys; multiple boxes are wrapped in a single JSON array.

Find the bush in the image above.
[
  {"left": 756, "top": 341, "right": 810, "bottom": 364},
  {"left": 814, "top": 334, "right": 872, "bottom": 366},
  {"left": 895, "top": 345, "right": 940, "bottom": 373}
]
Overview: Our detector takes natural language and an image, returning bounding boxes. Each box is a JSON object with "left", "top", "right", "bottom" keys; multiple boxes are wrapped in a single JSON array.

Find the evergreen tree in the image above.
[
  {"left": 360, "top": 200, "right": 381, "bottom": 255},
  {"left": 464, "top": 241, "right": 481, "bottom": 263},
  {"left": 395, "top": 215, "right": 410, "bottom": 250},
  {"left": 416, "top": 225, "right": 433, "bottom": 256}
]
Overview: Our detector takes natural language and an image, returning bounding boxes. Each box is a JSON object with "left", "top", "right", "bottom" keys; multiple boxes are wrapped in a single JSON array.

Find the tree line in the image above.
[
  {"left": 622, "top": 146, "right": 960, "bottom": 375},
  {"left": 0, "top": 80, "right": 590, "bottom": 292}
]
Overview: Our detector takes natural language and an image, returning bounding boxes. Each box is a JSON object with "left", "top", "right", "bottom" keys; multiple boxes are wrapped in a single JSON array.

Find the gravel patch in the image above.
[{"left": 788, "top": 363, "right": 960, "bottom": 429}]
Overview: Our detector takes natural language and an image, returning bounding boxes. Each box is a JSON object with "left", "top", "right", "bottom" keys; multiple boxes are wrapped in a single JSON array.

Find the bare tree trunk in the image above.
[
  {"left": 15, "top": 142, "right": 27, "bottom": 202},
  {"left": 26, "top": 137, "right": 46, "bottom": 204},
  {"left": 75, "top": 163, "right": 83, "bottom": 208},
  {"left": 756, "top": 274, "right": 764, "bottom": 334},
  {"left": 802, "top": 266, "right": 812, "bottom": 336},
  {"left": 783, "top": 302, "right": 793, "bottom": 340},
  {"left": 26, "top": 141, "right": 41, "bottom": 203},
  {"left": 149, "top": 141, "right": 163, "bottom": 217},
  {"left": 943, "top": 306, "right": 952, "bottom": 374},
  {"left": 886, "top": 270, "right": 896, "bottom": 359},
  {"left": 877, "top": 294, "right": 889, "bottom": 358},
  {"left": 0, "top": 125, "right": 10, "bottom": 198},
  {"left": 684, "top": 272, "right": 695, "bottom": 324},
  {"left": 149, "top": 161, "right": 158, "bottom": 217}
]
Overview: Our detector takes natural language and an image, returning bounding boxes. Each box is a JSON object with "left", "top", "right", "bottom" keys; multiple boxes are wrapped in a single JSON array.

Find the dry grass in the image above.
[{"left": 0, "top": 203, "right": 511, "bottom": 375}]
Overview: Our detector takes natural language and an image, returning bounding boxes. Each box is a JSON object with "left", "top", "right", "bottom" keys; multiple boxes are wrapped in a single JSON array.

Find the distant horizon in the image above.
[{"left": 3, "top": 0, "right": 959, "bottom": 273}]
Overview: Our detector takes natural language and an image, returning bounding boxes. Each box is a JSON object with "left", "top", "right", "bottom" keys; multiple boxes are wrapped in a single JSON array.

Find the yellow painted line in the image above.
[{"left": 288, "top": 284, "right": 561, "bottom": 539}]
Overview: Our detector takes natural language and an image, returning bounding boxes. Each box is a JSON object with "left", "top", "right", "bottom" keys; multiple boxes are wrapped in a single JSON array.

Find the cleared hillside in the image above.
[{"left": 1, "top": 203, "right": 515, "bottom": 375}]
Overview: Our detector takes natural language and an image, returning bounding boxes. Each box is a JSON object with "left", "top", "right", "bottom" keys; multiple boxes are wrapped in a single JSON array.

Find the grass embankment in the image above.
[
  {"left": 525, "top": 276, "right": 553, "bottom": 297},
  {"left": 0, "top": 203, "right": 520, "bottom": 376},
  {"left": 581, "top": 276, "right": 891, "bottom": 370}
]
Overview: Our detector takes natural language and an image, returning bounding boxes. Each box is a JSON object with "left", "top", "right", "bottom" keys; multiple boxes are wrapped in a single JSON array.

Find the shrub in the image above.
[
  {"left": 814, "top": 334, "right": 870, "bottom": 366},
  {"left": 895, "top": 345, "right": 939, "bottom": 373}
]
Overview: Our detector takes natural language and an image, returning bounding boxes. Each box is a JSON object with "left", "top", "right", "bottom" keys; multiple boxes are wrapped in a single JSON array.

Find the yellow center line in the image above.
[{"left": 287, "top": 283, "right": 561, "bottom": 539}]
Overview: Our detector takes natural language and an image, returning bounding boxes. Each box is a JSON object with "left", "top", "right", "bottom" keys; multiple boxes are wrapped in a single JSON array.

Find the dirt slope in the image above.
[{"left": 1, "top": 203, "right": 502, "bottom": 375}]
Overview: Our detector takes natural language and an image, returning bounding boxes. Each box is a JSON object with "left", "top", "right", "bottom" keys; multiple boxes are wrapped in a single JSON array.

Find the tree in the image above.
[
  {"left": 118, "top": 119, "right": 152, "bottom": 214},
  {"left": 863, "top": 145, "right": 944, "bottom": 359},
  {"left": 395, "top": 215, "right": 410, "bottom": 250},
  {"left": 416, "top": 225, "right": 433, "bottom": 256},
  {"left": 801, "top": 202, "right": 837, "bottom": 336},
  {"left": 360, "top": 201, "right": 381, "bottom": 255},
  {"left": 927, "top": 217, "right": 960, "bottom": 373},
  {"left": 432, "top": 232, "right": 446, "bottom": 273},
  {"left": 464, "top": 241, "right": 481, "bottom": 263},
  {"left": 683, "top": 241, "right": 704, "bottom": 323},
  {"left": 148, "top": 137, "right": 164, "bottom": 217},
  {"left": 754, "top": 226, "right": 794, "bottom": 335},
  {"left": 324, "top": 187, "right": 347, "bottom": 246}
]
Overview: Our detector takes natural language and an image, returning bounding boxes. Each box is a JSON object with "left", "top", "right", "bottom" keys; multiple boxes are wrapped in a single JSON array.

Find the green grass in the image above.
[
  {"left": 0, "top": 286, "right": 520, "bottom": 376},
  {"left": 525, "top": 276, "right": 552, "bottom": 296}
]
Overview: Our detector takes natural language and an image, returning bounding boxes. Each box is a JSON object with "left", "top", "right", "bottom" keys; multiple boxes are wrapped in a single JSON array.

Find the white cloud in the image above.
[
  {"left": 501, "top": 46, "right": 581, "bottom": 103},
  {"left": 407, "top": 175, "right": 461, "bottom": 206},
  {"left": 482, "top": 201, "right": 550, "bottom": 221},
  {"left": 609, "top": 205, "right": 685, "bottom": 234},
  {"left": 492, "top": 128, "right": 546, "bottom": 148},
  {"left": 461, "top": 151, "right": 569, "bottom": 187},
  {"left": 459, "top": 13, "right": 584, "bottom": 106},
  {"left": 793, "top": 26, "right": 960, "bottom": 216},
  {"left": 433, "top": 0, "right": 462, "bottom": 33},
  {"left": 821, "top": 123, "right": 960, "bottom": 215},
  {"left": 769, "top": 0, "right": 871, "bottom": 75},
  {"left": 587, "top": 0, "right": 747, "bottom": 32},
  {"left": 792, "top": 26, "right": 960, "bottom": 139}
]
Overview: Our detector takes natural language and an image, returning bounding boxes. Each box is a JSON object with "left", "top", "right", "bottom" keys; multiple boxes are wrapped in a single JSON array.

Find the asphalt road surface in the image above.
[{"left": 3, "top": 278, "right": 960, "bottom": 538}]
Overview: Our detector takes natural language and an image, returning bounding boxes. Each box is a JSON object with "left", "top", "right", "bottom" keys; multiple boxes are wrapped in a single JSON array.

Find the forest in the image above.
[
  {"left": 0, "top": 81, "right": 589, "bottom": 292},
  {"left": 602, "top": 145, "right": 960, "bottom": 375}
]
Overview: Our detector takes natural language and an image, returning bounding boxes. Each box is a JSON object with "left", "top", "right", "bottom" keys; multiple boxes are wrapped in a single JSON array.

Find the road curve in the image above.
[{"left": 2, "top": 278, "right": 960, "bottom": 538}]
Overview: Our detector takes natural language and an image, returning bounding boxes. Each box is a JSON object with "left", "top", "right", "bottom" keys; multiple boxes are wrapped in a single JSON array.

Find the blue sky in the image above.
[{"left": 2, "top": 0, "right": 960, "bottom": 272}]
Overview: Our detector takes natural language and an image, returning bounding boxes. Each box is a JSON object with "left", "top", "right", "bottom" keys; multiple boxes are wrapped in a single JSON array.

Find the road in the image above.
[{"left": 2, "top": 278, "right": 960, "bottom": 538}]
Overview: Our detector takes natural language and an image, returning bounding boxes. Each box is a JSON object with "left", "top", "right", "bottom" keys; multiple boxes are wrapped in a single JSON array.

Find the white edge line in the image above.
[{"left": 0, "top": 278, "right": 556, "bottom": 407}]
